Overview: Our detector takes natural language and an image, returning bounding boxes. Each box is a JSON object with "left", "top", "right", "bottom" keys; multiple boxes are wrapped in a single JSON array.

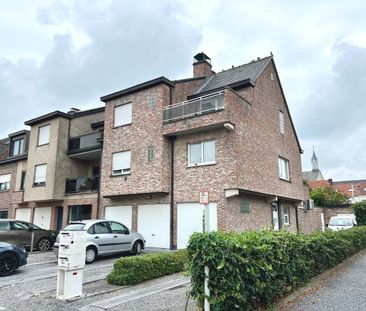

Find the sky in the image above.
[{"left": 0, "top": 0, "right": 365, "bottom": 181}]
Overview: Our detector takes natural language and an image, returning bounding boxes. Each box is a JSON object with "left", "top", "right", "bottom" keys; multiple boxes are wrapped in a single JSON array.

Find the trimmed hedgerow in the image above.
[
  {"left": 107, "top": 250, "right": 187, "bottom": 285},
  {"left": 187, "top": 227, "right": 366, "bottom": 311},
  {"left": 353, "top": 202, "right": 366, "bottom": 225}
]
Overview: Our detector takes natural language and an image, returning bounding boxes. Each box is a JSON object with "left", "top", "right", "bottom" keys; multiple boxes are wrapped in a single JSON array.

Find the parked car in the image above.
[
  {"left": 0, "top": 219, "right": 56, "bottom": 251},
  {"left": 328, "top": 214, "right": 357, "bottom": 231},
  {"left": 53, "top": 219, "right": 146, "bottom": 264},
  {"left": 0, "top": 242, "right": 28, "bottom": 276}
]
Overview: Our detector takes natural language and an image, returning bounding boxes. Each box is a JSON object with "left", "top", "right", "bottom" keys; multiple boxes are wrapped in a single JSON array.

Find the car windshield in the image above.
[
  {"left": 329, "top": 218, "right": 353, "bottom": 226},
  {"left": 63, "top": 223, "right": 86, "bottom": 231}
]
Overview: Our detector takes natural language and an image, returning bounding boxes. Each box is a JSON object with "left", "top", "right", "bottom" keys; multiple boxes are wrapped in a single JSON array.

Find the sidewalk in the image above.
[{"left": 280, "top": 249, "right": 366, "bottom": 310}]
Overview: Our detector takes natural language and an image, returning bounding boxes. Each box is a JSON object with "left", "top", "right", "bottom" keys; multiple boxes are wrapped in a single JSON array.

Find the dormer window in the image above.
[{"left": 10, "top": 137, "right": 25, "bottom": 156}]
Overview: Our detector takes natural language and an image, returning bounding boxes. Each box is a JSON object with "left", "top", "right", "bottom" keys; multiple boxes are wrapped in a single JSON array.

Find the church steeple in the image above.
[{"left": 311, "top": 148, "right": 319, "bottom": 171}]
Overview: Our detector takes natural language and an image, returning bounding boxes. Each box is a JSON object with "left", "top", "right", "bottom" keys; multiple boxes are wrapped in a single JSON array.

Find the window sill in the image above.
[
  {"left": 33, "top": 183, "right": 46, "bottom": 187},
  {"left": 279, "top": 178, "right": 291, "bottom": 183},
  {"left": 187, "top": 162, "right": 216, "bottom": 168},
  {"left": 113, "top": 123, "right": 132, "bottom": 129},
  {"left": 0, "top": 190, "right": 10, "bottom": 192},
  {"left": 110, "top": 173, "right": 131, "bottom": 178},
  {"left": 37, "top": 143, "right": 50, "bottom": 147}
]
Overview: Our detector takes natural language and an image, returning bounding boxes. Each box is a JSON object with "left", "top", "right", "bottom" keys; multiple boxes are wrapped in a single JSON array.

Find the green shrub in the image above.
[
  {"left": 187, "top": 227, "right": 366, "bottom": 311},
  {"left": 352, "top": 202, "right": 366, "bottom": 225},
  {"left": 107, "top": 250, "right": 187, "bottom": 285}
]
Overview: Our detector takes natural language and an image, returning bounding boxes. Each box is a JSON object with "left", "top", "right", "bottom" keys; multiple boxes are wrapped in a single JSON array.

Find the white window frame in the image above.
[
  {"left": 283, "top": 207, "right": 290, "bottom": 225},
  {"left": 278, "top": 157, "right": 290, "bottom": 181},
  {"left": 34, "top": 164, "right": 47, "bottom": 186},
  {"left": 112, "top": 151, "right": 131, "bottom": 175},
  {"left": 0, "top": 173, "right": 11, "bottom": 191},
  {"left": 38, "top": 124, "right": 50, "bottom": 146},
  {"left": 114, "top": 103, "right": 132, "bottom": 127},
  {"left": 279, "top": 111, "right": 285, "bottom": 134},
  {"left": 188, "top": 140, "right": 216, "bottom": 167},
  {"left": 12, "top": 137, "right": 25, "bottom": 156}
]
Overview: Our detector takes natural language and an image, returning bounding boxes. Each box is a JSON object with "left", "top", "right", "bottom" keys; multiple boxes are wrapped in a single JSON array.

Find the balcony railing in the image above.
[
  {"left": 163, "top": 91, "right": 224, "bottom": 122},
  {"left": 68, "top": 132, "right": 102, "bottom": 154},
  {"left": 65, "top": 176, "right": 99, "bottom": 194}
]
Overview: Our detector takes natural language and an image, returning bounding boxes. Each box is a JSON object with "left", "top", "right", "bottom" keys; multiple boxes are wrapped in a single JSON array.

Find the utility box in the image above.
[{"left": 56, "top": 230, "right": 86, "bottom": 300}]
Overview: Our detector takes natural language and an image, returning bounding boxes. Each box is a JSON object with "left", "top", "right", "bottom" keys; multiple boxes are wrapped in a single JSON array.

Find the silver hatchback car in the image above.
[{"left": 53, "top": 219, "right": 145, "bottom": 263}]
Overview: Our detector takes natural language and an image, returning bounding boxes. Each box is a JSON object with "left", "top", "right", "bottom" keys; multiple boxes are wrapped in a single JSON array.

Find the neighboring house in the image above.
[
  {"left": 100, "top": 52, "right": 305, "bottom": 249},
  {"left": 332, "top": 180, "right": 366, "bottom": 203},
  {"left": 0, "top": 131, "right": 30, "bottom": 219},
  {"left": 11, "top": 107, "right": 104, "bottom": 230},
  {"left": 302, "top": 149, "right": 324, "bottom": 181}
]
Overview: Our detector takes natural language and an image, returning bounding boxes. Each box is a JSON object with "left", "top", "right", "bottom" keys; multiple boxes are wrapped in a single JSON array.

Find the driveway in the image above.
[
  {"left": 283, "top": 250, "right": 366, "bottom": 310},
  {"left": 0, "top": 249, "right": 195, "bottom": 311}
]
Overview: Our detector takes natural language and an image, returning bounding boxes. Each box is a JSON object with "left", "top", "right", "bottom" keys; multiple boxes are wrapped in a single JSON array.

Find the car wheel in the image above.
[
  {"left": 85, "top": 246, "right": 97, "bottom": 264},
  {"left": 0, "top": 253, "right": 18, "bottom": 277},
  {"left": 37, "top": 237, "right": 51, "bottom": 252},
  {"left": 132, "top": 241, "right": 143, "bottom": 255}
]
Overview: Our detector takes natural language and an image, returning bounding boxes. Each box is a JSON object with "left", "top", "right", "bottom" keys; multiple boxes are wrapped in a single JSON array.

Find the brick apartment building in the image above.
[
  {"left": 0, "top": 52, "right": 306, "bottom": 249},
  {"left": 100, "top": 53, "right": 305, "bottom": 249}
]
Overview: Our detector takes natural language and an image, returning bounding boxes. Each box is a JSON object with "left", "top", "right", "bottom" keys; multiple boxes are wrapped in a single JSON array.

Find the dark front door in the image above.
[{"left": 56, "top": 206, "right": 63, "bottom": 230}]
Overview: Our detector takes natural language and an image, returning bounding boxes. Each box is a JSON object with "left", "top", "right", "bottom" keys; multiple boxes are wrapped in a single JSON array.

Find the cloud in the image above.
[{"left": 0, "top": 0, "right": 201, "bottom": 137}]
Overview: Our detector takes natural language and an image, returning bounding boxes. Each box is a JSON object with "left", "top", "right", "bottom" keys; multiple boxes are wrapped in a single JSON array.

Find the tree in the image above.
[
  {"left": 352, "top": 202, "right": 366, "bottom": 225},
  {"left": 310, "top": 187, "right": 349, "bottom": 207}
]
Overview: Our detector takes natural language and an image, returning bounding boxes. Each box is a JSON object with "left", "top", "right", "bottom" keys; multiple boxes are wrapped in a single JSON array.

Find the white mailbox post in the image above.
[{"left": 56, "top": 230, "right": 86, "bottom": 300}]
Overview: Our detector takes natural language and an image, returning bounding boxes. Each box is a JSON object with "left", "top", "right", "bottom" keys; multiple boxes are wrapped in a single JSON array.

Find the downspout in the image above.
[
  {"left": 96, "top": 130, "right": 103, "bottom": 219},
  {"left": 168, "top": 85, "right": 176, "bottom": 250},
  {"left": 295, "top": 205, "right": 299, "bottom": 232}
]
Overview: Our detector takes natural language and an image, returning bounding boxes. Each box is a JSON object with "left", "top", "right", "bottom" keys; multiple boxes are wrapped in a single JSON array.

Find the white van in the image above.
[{"left": 328, "top": 214, "right": 357, "bottom": 231}]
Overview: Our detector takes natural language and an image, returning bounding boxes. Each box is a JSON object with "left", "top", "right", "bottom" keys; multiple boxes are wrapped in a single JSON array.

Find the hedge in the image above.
[
  {"left": 107, "top": 250, "right": 187, "bottom": 285},
  {"left": 353, "top": 202, "right": 366, "bottom": 225},
  {"left": 187, "top": 227, "right": 366, "bottom": 310}
]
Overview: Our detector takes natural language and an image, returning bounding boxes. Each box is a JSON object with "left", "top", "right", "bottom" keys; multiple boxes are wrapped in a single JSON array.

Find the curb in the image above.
[{"left": 273, "top": 248, "right": 366, "bottom": 310}]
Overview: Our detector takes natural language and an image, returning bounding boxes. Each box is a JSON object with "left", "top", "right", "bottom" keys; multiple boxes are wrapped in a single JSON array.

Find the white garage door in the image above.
[
  {"left": 138, "top": 204, "right": 170, "bottom": 249},
  {"left": 15, "top": 208, "right": 31, "bottom": 222},
  {"left": 177, "top": 202, "right": 217, "bottom": 249},
  {"left": 33, "top": 207, "right": 52, "bottom": 229},
  {"left": 105, "top": 206, "right": 132, "bottom": 229}
]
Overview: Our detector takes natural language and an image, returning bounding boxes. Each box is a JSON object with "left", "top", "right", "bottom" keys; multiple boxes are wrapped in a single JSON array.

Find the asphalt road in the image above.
[
  {"left": 0, "top": 250, "right": 195, "bottom": 311},
  {"left": 284, "top": 250, "right": 366, "bottom": 310}
]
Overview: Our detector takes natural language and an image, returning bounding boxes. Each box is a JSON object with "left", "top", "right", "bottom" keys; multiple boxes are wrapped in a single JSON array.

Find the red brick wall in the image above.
[
  {"left": 0, "top": 162, "right": 18, "bottom": 217},
  {"left": 298, "top": 207, "right": 323, "bottom": 234}
]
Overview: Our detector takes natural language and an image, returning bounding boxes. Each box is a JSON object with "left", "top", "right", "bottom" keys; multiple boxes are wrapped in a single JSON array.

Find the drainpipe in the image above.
[
  {"left": 96, "top": 130, "right": 103, "bottom": 219},
  {"left": 295, "top": 205, "right": 299, "bottom": 232}
]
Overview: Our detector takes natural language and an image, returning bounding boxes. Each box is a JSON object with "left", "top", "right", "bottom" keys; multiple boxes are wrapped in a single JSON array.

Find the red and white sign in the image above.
[{"left": 199, "top": 190, "right": 209, "bottom": 204}]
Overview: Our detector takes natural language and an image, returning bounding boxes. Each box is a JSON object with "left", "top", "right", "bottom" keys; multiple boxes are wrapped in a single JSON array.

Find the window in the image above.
[
  {"left": 279, "top": 111, "right": 285, "bottom": 134},
  {"left": 188, "top": 141, "right": 215, "bottom": 166},
  {"left": 114, "top": 103, "right": 132, "bottom": 127},
  {"left": 112, "top": 151, "right": 131, "bottom": 175},
  {"left": 68, "top": 205, "right": 92, "bottom": 222},
  {"left": 20, "top": 171, "right": 26, "bottom": 190},
  {"left": 147, "top": 94, "right": 156, "bottom": 108},
  {"left": 0, "top": 211, "right": 8, "bottom": 220},
  {"left": 38, "top": 124, "right": 50, "bottom": 145},
  {"left": 240, "top": 200, "right": 251, "bottom": 214},
  {"left": 13, "top": 221, "right": 29, "bottom": 230},
  {"left": 93, "top": 222, "right": 111, "bottom": 234},
  {"left": 0, "top": 174, "right": 11, "bottom": 191},
  {"left": 278, "top": 157, "right": 290, "bottom": 181},
  {"left": 109, "top": 222, "right": 129, "bottom": 234},
  {"left": 147, "top": 145, "right": 154, "bottom": 162},
  {"left": 11, "top": 137, "right": 25, "bottom": 156},
  {"left": 34, "top": 164, "right": 47, "bottom": 186},
  {"left": 283, "top": 207, "right": 290, "bottom": 225}
]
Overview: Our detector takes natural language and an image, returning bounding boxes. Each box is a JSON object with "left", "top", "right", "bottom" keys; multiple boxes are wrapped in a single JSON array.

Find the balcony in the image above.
[
  {"left": 162, "top": 90, "right": 235, "bottom": 137},
  {"left": 163, "top": 91, "right": 224, "bottom": 123},
  {"left": 65, "top": 176, "right": 99, "bottom": 194},
  {"left": 68, "top": 132, "right": 102, "bottom": 160}
]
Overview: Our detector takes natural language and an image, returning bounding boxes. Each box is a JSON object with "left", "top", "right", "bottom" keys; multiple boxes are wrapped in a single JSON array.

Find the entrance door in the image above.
[
  {"left": 272, "top": 203, "right": 279, "bottom": 230},
  {"left": 56, "top": 207, "right": 63, "bottom": 230}
]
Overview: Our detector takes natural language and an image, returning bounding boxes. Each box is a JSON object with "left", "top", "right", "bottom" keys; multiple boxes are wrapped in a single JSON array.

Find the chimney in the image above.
[
  {"left": 68, "top": 107, "right": 81, "bottom": 115},
  {"left": 193, "top": 52, "right": 213, "bottom": 78}
]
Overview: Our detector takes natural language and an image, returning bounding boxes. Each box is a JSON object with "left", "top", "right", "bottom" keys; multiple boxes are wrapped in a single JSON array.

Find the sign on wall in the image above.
[{"left": 199, "top": 189, "right": 209, "bottom": 205}]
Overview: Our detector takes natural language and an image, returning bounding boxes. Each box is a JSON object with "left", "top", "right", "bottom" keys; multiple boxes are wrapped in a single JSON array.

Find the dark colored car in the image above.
[
  {"left": 0, "top": 219, "right": 56, "bottom": 251},
  {"left": 0, "top": 242, "right": 28, "bottom": 276}
]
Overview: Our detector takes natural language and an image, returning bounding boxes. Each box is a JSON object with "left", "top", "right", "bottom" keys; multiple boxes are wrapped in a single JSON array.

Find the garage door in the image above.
[
  {"left": 15, "top": 208, "right": 31, "bottom": 222},
  {"left": 105, "top": 206, "right": 132, "bottom": 229},
  {"left": 177, "top": 202, "right": 217, "bottom": 249},
  {"left": 138, "top": 204, "right": 170, "bottom": 249},
  {"left": 33, "top": 207, "right": 52, "bottom": 229}
]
